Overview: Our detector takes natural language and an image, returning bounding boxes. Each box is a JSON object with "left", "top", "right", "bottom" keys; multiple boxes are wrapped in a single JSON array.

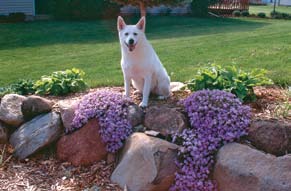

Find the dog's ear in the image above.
[
  {"left": 117, "top": 16, "right": 126, "bottom": 31},
  {"left": 136, "top": 16, "right": 146, "bottom": 32}
]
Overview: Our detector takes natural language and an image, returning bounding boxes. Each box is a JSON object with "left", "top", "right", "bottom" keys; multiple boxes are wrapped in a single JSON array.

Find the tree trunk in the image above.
[{"left": 139, "top": 1, "right": 146, "bottom": 17}]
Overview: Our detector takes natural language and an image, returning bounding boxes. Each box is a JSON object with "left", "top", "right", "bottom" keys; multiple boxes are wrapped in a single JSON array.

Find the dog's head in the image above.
[{"left": 117, "top": 16, "right": 146, "bottom": 52}]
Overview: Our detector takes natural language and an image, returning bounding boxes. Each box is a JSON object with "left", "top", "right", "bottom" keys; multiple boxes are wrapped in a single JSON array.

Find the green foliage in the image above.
[
  {"left": 186, "top": 65, "right": 273, "bottom": 102},
  {"left": 191, "top": 0, "right": 219, "bottom": 17},
  {"left": 0, "top": 13, "right": 25, "bottom": 23},
  {"left": 34, "top": 68, "right": 88, "bottom": 96},
  {"left": 0, "top": 79, "right": 35, "bottom": 97},
  {"left": 112, "top": 0, "right": 185, "bottom": 7},
  {"left": 232, "top": 10, "right": 241, "bottom": 17},
  {"left": 271, "top": 11, "right": 291, "bottom": 20},
  {"left": 257, "top": 12, "right": 266, "bottom": 18},
  {"left": 36, "top": 0, "right": 120, "bottom": 20},
  {"left": 241, "top": 10, "right": 250, "bottom": 17}
]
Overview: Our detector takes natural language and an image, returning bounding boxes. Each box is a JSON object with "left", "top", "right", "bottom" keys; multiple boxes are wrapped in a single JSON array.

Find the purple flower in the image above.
[
  {"left": 171, "top": 90, "right": 251, "bottom": 191},
  {"left": 71, "top": 90, "right": 133, "bottom": 153}
]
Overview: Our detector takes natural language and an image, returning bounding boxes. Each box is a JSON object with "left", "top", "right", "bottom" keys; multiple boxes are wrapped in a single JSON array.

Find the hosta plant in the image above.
[
  {"left": 186, "top": 64, "right": 273, "bottom": 102},
  {"left": 171, "top": 90, "right": 251, "bottom": 191},
  {"left": 72, "top": 90, "right": 133, "bottom": 153},
  {"left": 34, "top": 68, "right": 88, "bottom": 96}
]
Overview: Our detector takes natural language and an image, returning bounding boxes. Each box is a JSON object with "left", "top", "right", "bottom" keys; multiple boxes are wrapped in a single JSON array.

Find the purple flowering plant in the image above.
[
  {"left": 171, "top": 90, "right": 251, "bottom": 191},
  {"left": 71, "top": 90, "right": 133, "bottom": 153}
]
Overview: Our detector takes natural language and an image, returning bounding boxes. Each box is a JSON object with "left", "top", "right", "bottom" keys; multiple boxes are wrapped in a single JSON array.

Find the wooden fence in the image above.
[{"left": 209, "top": 0, "right": 249, "bottom": 14}]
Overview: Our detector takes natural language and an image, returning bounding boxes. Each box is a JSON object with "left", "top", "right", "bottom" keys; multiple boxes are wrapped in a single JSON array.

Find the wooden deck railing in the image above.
[{"left": 209, "top": 0, "right": 249, "bottom": 14}]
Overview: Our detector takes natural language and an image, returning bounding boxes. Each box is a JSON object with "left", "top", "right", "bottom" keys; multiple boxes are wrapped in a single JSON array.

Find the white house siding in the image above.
[
  {"left": 280, "top": 0, "right": 291, "bottom": 6},
  {"left": 0, "top": 0, "right": 35, "bottom": 16}
]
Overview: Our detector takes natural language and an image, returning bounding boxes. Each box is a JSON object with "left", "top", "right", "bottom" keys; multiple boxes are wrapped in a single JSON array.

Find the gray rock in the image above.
[
  {"left": 10, "top": 112, "right": 63, "bottom": 159},
  {"left": 58, "top": 99, "right": 79, "bottom": 133},
  {"left": 111, "top": 133, "right": 179, "bottom": 191},
  {"left": 127, "top": 104, "right": 144, "bottom": 127},
  {"left": 144, "top": 106, "right": 188, "bottom": 137},
  {"left": 214, "top": 143, "right": 291, "bottom": 191},
  {"left": 0, "top": 121, "right": 8, "bottom": 144},
  {"left": 248, "top": 119, "right": 291, "bottom": 156},
  {"left": 0, "top": 94, "right": 27, "bottom": 126},
  {"left": 21, "top": 95, "right": 54, "bottom": 121}
]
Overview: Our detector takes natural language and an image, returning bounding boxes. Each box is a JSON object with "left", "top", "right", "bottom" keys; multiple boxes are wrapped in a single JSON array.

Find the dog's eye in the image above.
[
  {"left": 133, "top": 33, "right": 138, "bottom": 36},
  {"left": 125, "top": 33, "right": 129, "bottom": 36}
]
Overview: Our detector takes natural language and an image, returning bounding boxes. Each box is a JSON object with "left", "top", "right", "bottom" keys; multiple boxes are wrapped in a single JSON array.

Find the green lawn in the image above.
[
  {"left": 0, "top": 16, "right": 290, "bottom": 88},
  {"left": 250, "top": 4, "right": 291, "bottom": 16}
]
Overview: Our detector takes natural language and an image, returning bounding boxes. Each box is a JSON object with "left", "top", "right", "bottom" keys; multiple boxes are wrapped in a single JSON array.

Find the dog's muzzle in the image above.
[{"left": 125, "top": 39, "right": 136, "bottom": 52}]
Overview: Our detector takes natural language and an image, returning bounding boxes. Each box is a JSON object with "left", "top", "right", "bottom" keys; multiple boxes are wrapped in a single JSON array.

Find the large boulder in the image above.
[
  {"left": 248, "top": 119, "right": 291, "bottom": 156},
  {"left": 0, "top": 121, "right": 8, "bottom": 144},
  {"left": 111, "top": 133, "right": 179, "bottom": 191},
  {"left": 144, "top": 106, "right": 188, "bottom": 137},
  {"left": 58, "top": 99, "right": 79, "bottom": 133},
  {"left": 21, "top": 95, "right": 54, "bottom": 121},
  {"left": 57, "top": 118, "right": 108, "bottom": 166},
  {"left": 0, "top": 94, "right": 27, "bottom": 126},
  {"left": 9, "top": 112, "right": 63, "bottom": 159},
  {"left": 214, "top": 143, "right": 291, "bottom": 191}
]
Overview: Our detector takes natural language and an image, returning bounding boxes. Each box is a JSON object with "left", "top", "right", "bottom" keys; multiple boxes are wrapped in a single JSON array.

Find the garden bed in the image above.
[{"left": 0, "top": 86, "right": 290, "bottom": 191}]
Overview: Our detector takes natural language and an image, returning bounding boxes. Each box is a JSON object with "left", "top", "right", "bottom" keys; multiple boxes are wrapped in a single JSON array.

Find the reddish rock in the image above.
[
  {"left": 111, "top": 133, "right": 179, "bottom": 191},
  {"left": 57, "top": 118, "right": 107, "bottom": 166},
  {"left": 144, "top": 106, "right": 188, "bottom": 137},
  {"left": 214, "top": 143, "right": 291, "bottom": 191},
  {"left": 248, "top": 119, "right": 291, "bottom": 156}
]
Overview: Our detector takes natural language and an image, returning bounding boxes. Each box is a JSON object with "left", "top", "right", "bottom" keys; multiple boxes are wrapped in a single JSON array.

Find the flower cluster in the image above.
[
  {"left": 171, "top": 90, "right": 251, "bottom": 191},
  {"left": 71, "top": 90, "right": 133, "bottom": 153}
]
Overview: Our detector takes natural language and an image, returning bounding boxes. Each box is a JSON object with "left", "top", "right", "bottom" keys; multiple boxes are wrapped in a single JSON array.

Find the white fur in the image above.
[{"left": 117, "top": 16, "right": 170, "bottom": 107}]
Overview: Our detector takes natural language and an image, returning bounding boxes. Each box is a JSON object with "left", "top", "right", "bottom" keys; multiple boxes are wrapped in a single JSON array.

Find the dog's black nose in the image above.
[{"left": 128, "top": 39, "right": 134, "bottom": 45}]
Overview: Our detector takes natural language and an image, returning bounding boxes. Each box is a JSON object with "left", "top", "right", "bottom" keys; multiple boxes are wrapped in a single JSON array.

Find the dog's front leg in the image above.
[
  {"left": 140, "top": 76, "right": 151, "bottom": 108},
  {"left": 124, "top": 75, "right": 131, "bottom": 98}
]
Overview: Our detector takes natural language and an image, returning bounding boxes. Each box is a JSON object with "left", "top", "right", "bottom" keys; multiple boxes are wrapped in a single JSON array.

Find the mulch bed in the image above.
[{"left": 0, "top": 86, "right": 290, "bottom": 191}]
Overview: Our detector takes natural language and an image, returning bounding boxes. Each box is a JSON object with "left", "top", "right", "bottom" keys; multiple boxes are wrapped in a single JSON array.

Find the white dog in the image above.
[{"left": 117, "top": 16, "right": 171, "bottom": 107}]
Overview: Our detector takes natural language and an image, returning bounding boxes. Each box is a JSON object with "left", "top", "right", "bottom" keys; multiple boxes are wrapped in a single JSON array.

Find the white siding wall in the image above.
[
  {"left": 280, "top": 0, "right": 291, "bottom": 6},
  {"left": 0, "top": 0, "right": 35, "bottom": 16}
]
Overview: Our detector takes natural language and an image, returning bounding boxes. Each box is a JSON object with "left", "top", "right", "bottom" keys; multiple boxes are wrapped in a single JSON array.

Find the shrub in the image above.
[
  {"left": 53, "top": 0, "right": 120, "bottom": 20},
  {"left": 34, "top": 68, "right": 88, "bottom": 96},
  {"left": 10, "top": 79, "right": 35, "bottom": 95},
  {"left": 0, "top": 15, "right": 8, "bottom": 23},
  {"left": 186, "top": 64, "right": 273, "bottom": 102},
  {"left": 232, "top": 10, "right": 241, "bottom": 17},
  {"left": 191, "top": 0, "right": 219, "bottom": 17},
  {"left": 257, "top": 12, "right": 266, "bottom": 18},
  {"left": 8, "top": 12, "right": 26, "bottom": 22},
  {"left": 171, "top": 90, "right": 251, "bottom": 191},
  {"left": 72, "top": 90, "right": 133, "bottom": 152},
  {"left": 0, "top": 79, "right": 35, "bottom": 96},
  {"left": 241, "top": 10, "right": 249, "bottom": 17},
  {"left": 271, "top": 11, "right": 291, "bottom": 19}
]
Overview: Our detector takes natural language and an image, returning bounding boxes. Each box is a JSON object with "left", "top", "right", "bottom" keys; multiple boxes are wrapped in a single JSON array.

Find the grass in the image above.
[
  {"left": 250, "top": 4, "right": 291, "bottom": 16},
  {"left": 0, "top": 16, "right": 290, "bottom": 88}
]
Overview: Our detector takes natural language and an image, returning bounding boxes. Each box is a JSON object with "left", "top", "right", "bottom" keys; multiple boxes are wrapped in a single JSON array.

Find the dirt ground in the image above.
[{"left": 0, "top": 86, "right": 290, "bottom": 191}]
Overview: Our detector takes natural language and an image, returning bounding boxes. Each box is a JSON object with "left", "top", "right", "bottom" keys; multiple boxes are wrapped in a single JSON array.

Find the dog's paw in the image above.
[{"left": 139, "top": 102, "right": 148, "bottom": 108}]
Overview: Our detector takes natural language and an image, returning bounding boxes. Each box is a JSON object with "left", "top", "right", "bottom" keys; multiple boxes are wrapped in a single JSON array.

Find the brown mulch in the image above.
[{"left": 0, "top": 86, "right": 290, "bottom": 191}]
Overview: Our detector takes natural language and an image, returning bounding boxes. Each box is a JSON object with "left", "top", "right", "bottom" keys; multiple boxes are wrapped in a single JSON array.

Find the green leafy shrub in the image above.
[
  {"left": 191, "top": 0, "right": 219, "bottom": 17},
  {"left": 10, "top": 79, "right": 36, "bottom": 95},
  {"left": 8, "top": 12, "right": 26, "bottom": 22},
  {"left": 186, "top": 64, "right": 273, "bottom": 102},
  {"left": 232, "top": 10, "right": 241, "bottom": 17},
  {"left": 257, "top": 12, "right": 266, "bottom": 18},
  {"left": 0, "top": 79, "right": 35, "bottom": 97},
  {"left": 271, "top": 11, "right": 291, "bottom": 20},
  {"left": 34, "top": 68, "right": 88, "bottom": 96},
  {"left": 241, "top": 10, "right": 250, "bottom": 17},
  {"left": 0, "top": 15, "right": 8, "bottom": 23}
]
